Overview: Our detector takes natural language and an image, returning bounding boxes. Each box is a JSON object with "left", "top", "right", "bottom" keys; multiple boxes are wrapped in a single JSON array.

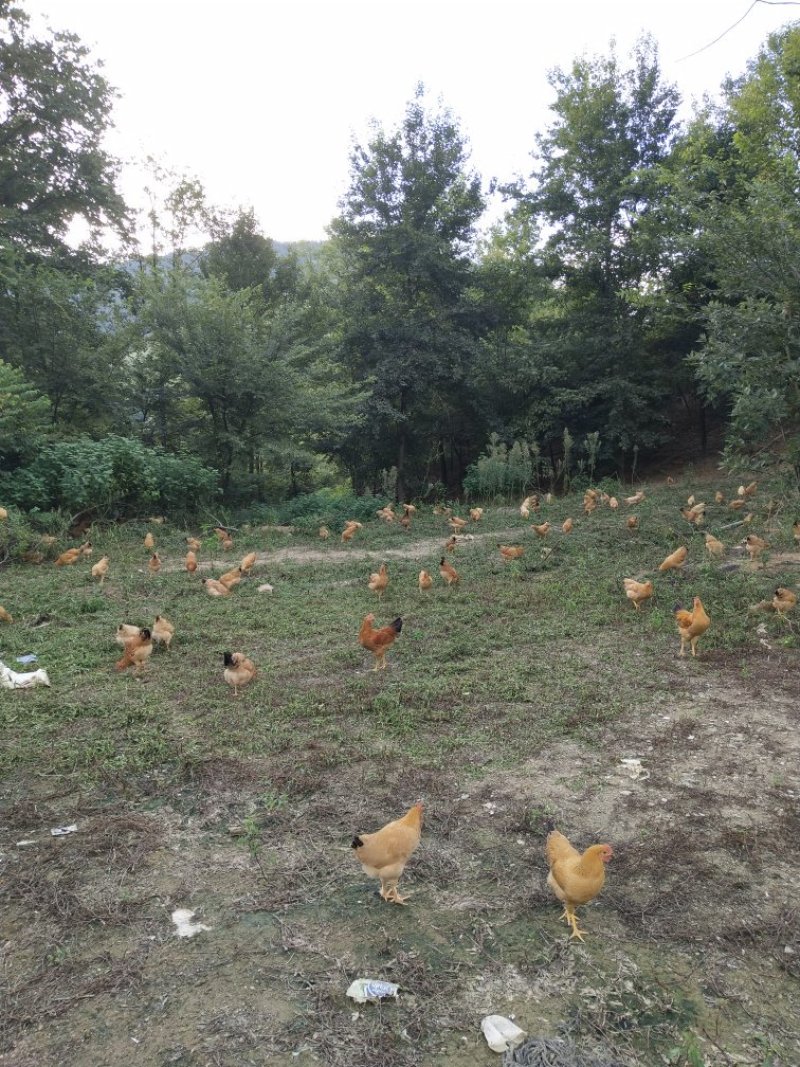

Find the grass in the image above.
[{"left": 1, "top": 479, "right": 800, "bottom": 1066}]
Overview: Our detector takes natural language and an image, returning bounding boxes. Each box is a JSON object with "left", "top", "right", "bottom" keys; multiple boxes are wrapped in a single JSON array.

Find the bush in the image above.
[
  {"left": 266, "top": 487, "right": 378, "bottom": 531},
  {"left": 0, "top": 436, "right": 219, "bottom": 517}
]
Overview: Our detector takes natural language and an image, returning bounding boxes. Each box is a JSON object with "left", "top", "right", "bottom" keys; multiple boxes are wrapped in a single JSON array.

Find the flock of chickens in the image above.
[{"left": 6, "top": 475, "right": 797, "bottom": 940}]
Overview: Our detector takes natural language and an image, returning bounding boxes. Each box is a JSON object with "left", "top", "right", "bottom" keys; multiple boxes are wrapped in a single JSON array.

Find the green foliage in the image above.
[
  {"left": 0, "top": 359, "right": 49, "bottom": 463},
  {"left": 267, "top": 487, "right": 378, "bottom": 530},
  {"left": 0, "top": 435, "right": 218, "bottom": 515},
  {"left": 462, "top": 433, "right": 539, "bottom": 499}
]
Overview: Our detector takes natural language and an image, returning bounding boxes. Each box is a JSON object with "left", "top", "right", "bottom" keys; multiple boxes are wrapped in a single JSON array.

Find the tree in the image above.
[
  {"left": 329, "top": 85, "right": 485, "bottom": 497},
  {"left": 501, "top": 38, "right": 686, "bottom": 470},
  {"left": 0, "top": 0, "right": 127, "bottom": 255},
  {"left": 0, "top": 359, "right": 49, "bottom": 465},
  {"left": 202, "top": 209, "right": 301, "bottom": 306}
]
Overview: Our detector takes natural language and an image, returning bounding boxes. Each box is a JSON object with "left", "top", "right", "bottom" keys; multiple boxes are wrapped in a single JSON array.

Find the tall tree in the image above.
[
  {"left": 502, "top": 37, "right": 685, "bottom": 469},
  {"left": 0, "top": 0, "right": 127, "bottom": 255},
  {"left": 329, "top": 85, "right": 485, "bottom": 497}
]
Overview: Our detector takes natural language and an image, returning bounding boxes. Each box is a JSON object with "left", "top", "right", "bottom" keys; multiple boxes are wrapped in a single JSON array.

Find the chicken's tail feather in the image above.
[{"left": 351, "top": 835, "right": 364, "bottom": 849}]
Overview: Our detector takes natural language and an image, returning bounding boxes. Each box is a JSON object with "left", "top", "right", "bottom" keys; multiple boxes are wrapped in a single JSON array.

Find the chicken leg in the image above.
[
  {"left": 380, "top": 878, "right": 411, "bottom": 905},
  {"left": 565, "top": 905, "right": 587, "bottom": 942}
]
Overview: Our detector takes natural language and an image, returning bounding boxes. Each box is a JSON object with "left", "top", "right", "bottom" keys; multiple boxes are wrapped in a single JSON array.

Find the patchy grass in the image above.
[{"left": 1, "top": 480, "right": 799, "bottom": 1066}]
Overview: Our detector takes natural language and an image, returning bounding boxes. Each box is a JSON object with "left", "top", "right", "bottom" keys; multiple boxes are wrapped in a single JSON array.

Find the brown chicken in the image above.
[
  {"left": 221, "top": 536, "right": 234, "bottom": 551},
  {"left": 773, "top": 587, "right": 797, "bottom": 613},
  {"left": 674, "top": 597, "right": 711, "bottom": 657},
  {"left": 449, "top": 516, "right": 468, "bottom": 530},
  {"left": 622, "top": 578, "right": 653, "bottom": 610},
  {"left": 744, "top": 534, "right": 768, "bottom": 563},
  {"left": 444, "top": 534, "right": 458, "bottom": 553},
  {"left": 626, "top": 515, "right": 639, "bottom": 531},
  {"left": 376, "top": 505, "right": 396, "bottom": 523},
  {"left": 794, "top": 520, "right": 800, "bottom": 543},
  {"left": 469, "top": 507, "right": 484, "bottom": 521},
  {"left": 714, "top": 491, "right": 726, "bottom": 505},
  {"left": 0, "top": 507, "right": 7, "bottom": 520},
  {"left": 531, "top": 522, "right": 551, "bottom": 538},
  {"left": 728, "top": 499, "right": 746, "bottom": 511},
  {"left": 202, "top": 577, "right": 231, "bottom": 597},
  {"left": 368, "top": 562, "right": 389, "bottom": 598},
  {"left": 319, "top": 525, "right": 330, "bottom": 540},
  {"left": 704, "top": 533, "right": 725, "bottom": 558},
  {"left": 115, "top": 628, "right": 153, "bottom": 673},
  {"left": 562, "top": 518, "right": 574, "bottom": 533},
  {"left": 91, "top": 556, "right": 110, "bottom": 583},
  {"left": 147, "top": 552, "right": 161, "bottom": 574},
  {"left": 659, "top": 546, "right": 688, "bottom": 572},
  {"left": 608, "top": 496, "right": 619, "bottom": 510},
  {"left": 186, "top": 536, "right": 202, "bottom": 552},
  {"left": 115, "top": 622, "right": 141, "bottom": 645},
  {"left": 681, "top": 503, "right": 706, "bottom": 525},
  {"left": 402, "top": 503, "right": 417, "bottom": 517},
  {"left": 144, "top": 532, "right": 155, "bottom": 550},
  {"left": 520, "top": 495, "right": 538, "bottom": 519},
  {"left": 359, "top": 614, "right": 403, "bottom": 671},
  {"left": 223, "top": 651, "right": 258, "bottom": 696},
  {"left": 439, "top": 557, "right": 460, "bottom": 586},
  {"left": 499, "top": 545, "right": 524, "bottom": 562},
  {"left": 399, "top": 514, "right": 412, "bottom": 531},
  {"left": 0, "top": 606, "right": 13, "bottom": 623},
  {"left": 79, "top": 540, "right": 93, "bottom": 557},
  {"left": 240, "top": 551, "right": 257, "bottom": 574},
  {"left": 352, "top": 802, "right": 423, "bottom": 905},
  {"left": 342, "top": 521, "right": 362, "bottom": 543},
  {"left": 583, "top": 495, "right": 597, "bottom": 515},
  {"left": 152, "top": 614, "right": 175, "bottom": 650},
  {"left": 418, "top": 569, "right": 433, "bottom": 592},
  {"left": 185, "top": 550, "right": 198, "bottom": 573},
  {"left": 546, "top": 828, "right": 613, "bottom": 941},
  {"left": 213, "top": 527, "right": 229, "bottom": 542},
  {"left": 625, "top": 492, "right": 645, "bottom": 505},
  {"left": 739, "top": 481, "right": 758, "bottom": 498},
  {"left": 54, "top": 547, "right": 83, "bottom": 567},
  {"left": 219, "top": 565, "right": 243, "bottom": 590}
]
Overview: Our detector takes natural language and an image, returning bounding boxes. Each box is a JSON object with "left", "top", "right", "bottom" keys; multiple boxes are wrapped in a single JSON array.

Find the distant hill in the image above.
[{"left": 120, "top": 239, "right": 325, "bottom": 275}]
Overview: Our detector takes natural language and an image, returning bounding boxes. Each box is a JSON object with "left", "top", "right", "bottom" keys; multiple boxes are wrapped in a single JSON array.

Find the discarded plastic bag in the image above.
[
  {"left": 0, "top": 661, "right": 51, "bottom": 689},
  {"left": 481, "top": 1015, "right": 527, "bottom": 1053},
  {"left": 619, "top": 758, "right": 650, "bottom": 781},
  {"left": 171, "top": 908, "right": 212, "bottom": 938},
  {"left": 346, "top": 978, "right": 399, "bottom": 1004}
]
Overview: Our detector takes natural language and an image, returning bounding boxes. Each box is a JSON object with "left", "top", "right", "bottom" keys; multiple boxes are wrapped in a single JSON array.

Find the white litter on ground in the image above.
[{"left": 171, "top": 908, "right": 212, "bottom": 938}]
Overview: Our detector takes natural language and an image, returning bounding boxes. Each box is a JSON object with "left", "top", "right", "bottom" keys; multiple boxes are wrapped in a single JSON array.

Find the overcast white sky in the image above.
[{"left": 29, "top": 0, "right": 800, "bottom": 243}]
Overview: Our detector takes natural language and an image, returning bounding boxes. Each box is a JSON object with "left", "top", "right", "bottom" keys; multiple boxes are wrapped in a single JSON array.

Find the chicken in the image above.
[
  {"left": 219, "top": 565, "right": 243, "bottom": 590},
  {"left": 399, "top": 513, "right": 412, "bottom": 531},
  {"left": 626, "top": 515, "right": 639, "bottom": 531},
  {"left": 439, "top": 557, "right": 460, "bottom": 586},
  {"left": 223, "top": 651, "right": 258, "bottom": 695},
  {"left": 143, "top": 532, "right": 155, "bottom": 550},
  {"left": 115, "top": 622, "right": 141, "bottom": 645},
  {"left": 359, "top": 613, "right": 403, "bottom": 670},
  {"left": 91, "top": 556, "right": 110, "bottom": 583},
  {"left": 376, "top": 505, "right": 396, "bottom": 523},
  {"left": 0, "top": 506, "right": 7, "bottom": 520},
  {"left": 22, "top": 550, "right": 45, "bottom": 564},
  {"left": 202, "top": 577, "right": 232, "bottom": 597},
  {"left": 667, "top": 476, "right": 675, "bottom": 485},
  {"left": 352, "top": 802, "right": 423, "bottom": 905},
  {"left": 115, "top": 628, "right": 153, "bottom": 673},
  {"left": 625, "top": 492, "right": 645, "bottom": 505},
  {"left": 744, "top": 534, "right": 768, "bottom": 563},
  {"left": 0, "top": 606, "right": 13, "bottom": 623},
  {"left": 622, "top": 578, "right": 653, "bottom": 610},
  {"left": 185, "top": 550, "right": 198, "bottom": 573},
  {"left": 681, "top": 503, "right": 707, "bottom": 525},
  {"left": 221, "top": 536, "right": 234, "bottom": 551},
  {"left": 793, "top": 519, "right": 800, "bottom": 543},
  {"left": 608, "top": 496, "right": 619, "bottom": 510},
  {"left": 402, "top": 504, "right": 417, "bottom": 517},
  {"left": 444, "top": 534, "right": 458, "bottom": 553},
  {"left": 674, "top": 597, "right": 711, "bottom": 657},
  {"left": 546, "top": 828, "right": 613, "bottom": 941},
  {"left": 562, "top": 518, "right": 574, "bottom": 533},
  {"left": 659, "top": 546, "right": 688, "bottom": 572},
  {"left": 687, "top": 494, "right": 695, "bottom": 507},
  {"left": 79, "top": 540, "right": 93, "bottom": 557},
  {"left": 531, "top": 522, "right": 551, "bottom": 538},
  {"left": 54, "top": 547, "right": 82, "bottom": 567},
  {"left": 449, "top": 516, "right": 468, "bottom": 530},
  {"left": 715, "top": 491, "right": 726, "bottom": 505},
  {"left": 213, "top": 527, "right": 229, "bottom": 541},
  {"left": 773, "top": 587, "right": 797, "bottom": 614},
  {"left": 418, "top": 569, "right": 433, "bottom": 592},
  {"left": 469, "top": 507, "right": 484, "bottom": 522},
  {"left": 739, "top": 481, "right": 757, "bottom": 498},
  {"left": 704, "top": 533, "right": 725, "bottom": 558},
  {"left": 147, "top": 552, "right": 161, "bottom": 574},
  {"left": 520, "top": 495, "right": 539, "bottom": 519},
  {"left": 152, "top": 614, "right": 175, "bottom": 650},
  {"left": 433, "top": 505, "right": 451, "bottom": 517},
  {"left": 368, "top": 562, "right": 389, "bottom": 598},
  {"left": 240, "top": 551, "right": 257, "bottom": 574},
  {"left": 342, "top": 521, "right": 362, "bottom": 543},
  {"left": 319, "top": 525, "right": 330, "bottom": 540},
  {"left": 148, "top": 516, "right": 166, "bottom": 525},
  {"left": 186, "top": 536, "right": 202, "bottom": 552},
  {"left": 583, "top": 495, "right": 597, "bottom": 515},
  {"left": 728, "top": 499, "right": 746, "bottom": 511},
  {"left": 499, "top": 545, "right": 524, "bottom": 562}
]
